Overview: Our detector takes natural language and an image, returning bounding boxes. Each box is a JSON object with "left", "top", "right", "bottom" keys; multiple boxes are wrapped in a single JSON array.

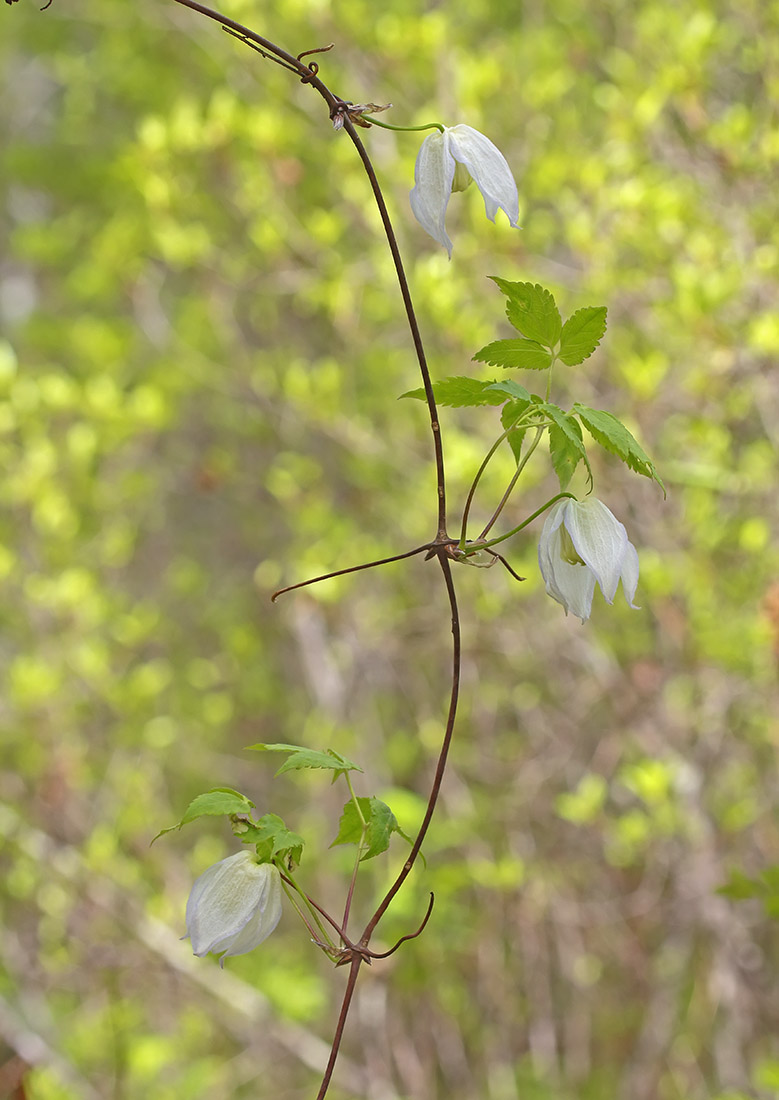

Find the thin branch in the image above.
[
  {"left": 341, "top": 119, "right": 449, "bottom": 539},
  {"left": 360, "top": 550, "right": 461, "bottom": 939},
  {"left": 488, "top": 549, "right": 525, "bottom": 582},
  {"left": 271, "top": 543, "right": 432, "bottom": 602},
  {"left": 366, "top": 892, "right": 435, "bottom": 959},
  {"left": 314, "top": 957, "right": 363, "bottom": 1100},
  {"left": 478, "top": 425, "right": 545, "bottom": 540}
]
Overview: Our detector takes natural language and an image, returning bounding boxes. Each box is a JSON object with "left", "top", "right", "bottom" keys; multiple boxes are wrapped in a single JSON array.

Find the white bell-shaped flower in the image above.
[
  {"left": 185, "top": 851, "right": 282, "bottom": 966},
  {"left": 538, "top": 498, "right": 639, "bottom": 623},
  {"left": 409, "top": 124, "right": 519, "bottom": 257}
]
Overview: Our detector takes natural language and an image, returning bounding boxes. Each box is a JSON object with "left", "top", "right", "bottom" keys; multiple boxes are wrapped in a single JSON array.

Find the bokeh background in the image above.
[{"left": 1, "top": 0, "right": 778, "bottom": 1097}]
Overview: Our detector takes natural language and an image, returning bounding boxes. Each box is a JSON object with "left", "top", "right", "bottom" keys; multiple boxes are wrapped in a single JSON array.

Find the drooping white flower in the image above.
[
  {"left": 185, "top": 851, "right": 282, "bottom": 966},
  {"left": 409, "top": 124, "right": 519, "bottom": 257},
  {"left": 538, "top": 498, "right": 639, "bottom": 623}
]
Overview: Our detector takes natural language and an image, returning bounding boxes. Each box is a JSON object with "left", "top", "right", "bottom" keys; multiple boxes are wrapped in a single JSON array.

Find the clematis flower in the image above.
[
  {"left": 409, "top": 124, "right": 519, "bottom": 257},
  {"left": 538, "top": 497, "right": 639, "bottom": 623},
  {"left": 185, "top": 851, "right": 282, "bottom": 966}
]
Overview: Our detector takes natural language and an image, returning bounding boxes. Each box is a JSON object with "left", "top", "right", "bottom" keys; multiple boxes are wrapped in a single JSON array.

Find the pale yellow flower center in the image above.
[
  {"left": 560, "top": 526, "right": 585, "bottom": 567},
  {"left": 451, "top": 161, "right": 473, "bottom": 193}
]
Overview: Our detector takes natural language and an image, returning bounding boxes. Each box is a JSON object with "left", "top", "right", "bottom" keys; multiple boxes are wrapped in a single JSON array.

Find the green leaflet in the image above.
[
  {"left": 558, "top": 306, "right": 608, "bottom": 365},
  {"left": 400, "top": 376, "right": 506, "bottom": 407},
  {"left": 489, "top": 277, "right": 562, "bottom": 347},
  {"left": 472, "top": 338, "right": 552, "bottom": 370},
  {"left": 541, "top": 403, "right": 592, "bottom": 490},
  {"left": 573, "top": 403, "right": 666, "bottom": 494},
  {"left": 486, "top": 379, "right": 533, "bottom": 404},
  {"left": 151, "top": 787, "right": 255, "bottom": 844},
  {"left": 247, "top": 742, "right": 362, "bottom": 780},
  {"left": 331, "top": 796, "right": 411, "bottom": 861}
]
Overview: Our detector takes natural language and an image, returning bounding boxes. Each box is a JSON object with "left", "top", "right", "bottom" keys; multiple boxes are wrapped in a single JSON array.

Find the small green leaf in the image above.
[
  {"left": 181, "top": 788, "right": 256, "bottom": 823},
  {"left": 247, "top": 742, "right": 362, "bottom": 779},
  {"left": 500, "top": 399, "right": 530, "bottom": 465},
  {"left": 558, "top": 306, "right": 608, "bottom": 365},
  {"left": 573, "top": 404, "right": 666, "bottom": 494},
  {"left": 489, "top": 278, "right": 562, "bottom": 347},
  {"left": 238, "top": 813, "right": 304, "bottom": 868},
  {"left": 473, "top": 338, "right": 552, "bottom": 371},
  {"left": 486, "top": 380, "right": 533, "bottom": 404},
  {"left": 399, "top": 377, "right": 505, "bottom": 407},
  {"left": 331, "top": 796, "right": 402, "bottom": 862},
  {"left": 542, "top": 404, "right": 592, "bottom": 490},
  {"left": 151, "top": 787, "right": 255, "bottom": 844}
]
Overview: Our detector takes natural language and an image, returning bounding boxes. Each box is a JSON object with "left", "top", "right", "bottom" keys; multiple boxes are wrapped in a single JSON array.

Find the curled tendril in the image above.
[{"left": 297, "top": 43, "right": 334, "bottom": 82}]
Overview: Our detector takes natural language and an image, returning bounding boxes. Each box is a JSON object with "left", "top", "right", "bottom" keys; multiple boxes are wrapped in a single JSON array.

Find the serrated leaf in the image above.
[
  {"left": 573, "top": 404, "right": 666, "bottom": 494},
  {"left": 541, "top": 404, "right": 592, "bottom": 490},
  {"left": 399, "top": 377, "right": 505, "bottom": 408},
  {"left": 558, "top": 306, "right": 608, "bottom": 365},
  {"left": 238, "top": 813, "right": 304, "bottom": 868},
  {"left": 486, "top": 380, "right": 533, "bottom": 405},
  {"left": 247, "top": 742, "right": 362, "bottom": 778},
  {"left": 331, "top": 796, "right": 400, "bottom": 862},
  {"left": 473, "top": 338, "right": 552, "bottom": 371},
  {"left": 151, "top": 787, "right": 255, "bottom": 844},
  {"left": 489, "top": 277, "right": 562, "bottom": 347}
]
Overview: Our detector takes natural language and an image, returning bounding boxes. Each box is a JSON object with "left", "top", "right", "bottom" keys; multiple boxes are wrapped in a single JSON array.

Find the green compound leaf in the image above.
[
  {"left": 489, "top": 277, "right": 562, "bottom": 347},
  {"left": 151, "top": 787, "right": 255, "bottom": 844},
  {"left": 247, "top": 742, "right": 362, "bottom": 780},
  {"left": 331, "top": 796, "right": 409, "bottom": 862},
  {"left": 542, "top": 404, "right": 593, "bottom": 490},
  {"left": 573, "top": 404, "right": 666, "bottom": 494},
  {"left": 236, "top": 813, "right": 305, "bottom": 869},
  {"left": 399, "top": 376, "right": 505, "bottom": 408},
  {"left": 558, "top": 306, "right": 608, "bottom": 365},
  {"left": 473, "top": 338, "right": 553, "bottom": 371}
]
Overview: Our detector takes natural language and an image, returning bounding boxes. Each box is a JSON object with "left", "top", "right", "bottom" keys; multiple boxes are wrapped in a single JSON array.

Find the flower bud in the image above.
[{"left": 185, "top": 851, "right": 282, "bottom": 966}]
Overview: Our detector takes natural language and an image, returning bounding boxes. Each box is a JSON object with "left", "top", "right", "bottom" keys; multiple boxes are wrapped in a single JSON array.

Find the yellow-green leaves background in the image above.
[{"left": 1, "top": 0, "right": 778, "bottom": 1097}]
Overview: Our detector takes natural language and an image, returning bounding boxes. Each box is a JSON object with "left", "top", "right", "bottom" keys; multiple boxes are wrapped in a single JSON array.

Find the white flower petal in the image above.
[
  {"left": 552, "top": 558, "right": 597, "bottom": 621},
  {"left": 565, "top": 498, "right": 628, "bottom": 603},
  {"left": 409, "top": 130, "right": 456, "bottom": 257},
  {"left": 620, "top": 540, "right": 640, "bottom": 608},
  {"left": 537, "top": 497, "right": 640, "bottom": 621},
  {"left": 186, "top": 851, "right": 276, "bottom": 958},
  {"left": 218, "top": 866, "right": 282, "bottom": 963},
  {"left": 446, "top": 125, "right": 519, "bottom": 229}
]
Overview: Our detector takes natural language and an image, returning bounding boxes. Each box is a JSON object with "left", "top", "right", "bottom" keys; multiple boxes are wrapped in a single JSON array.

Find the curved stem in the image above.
[
  {"left": 341, "top": 775, "right": 368, "bottom": 931},
  {"left": 342, "top": 119, "right": 448, "bottom": 539},
  {"left": 478, "top": 426, "right": 545, "bottom": 540},
  {"left": 271, "top": 543, "right": 432, "bottom": 602},
  {"left": 170, "top": 0, "right": 339, "bottom": 107},
  {"left": 280, "top": 876, "right": 338, "bottom": 953},
  {"left": 477, "top": 492, "right": 574, "bottom": 552},
  {"left": 360, "top": 550, "right": 461, "bottom": 940},
  {"left": 367, "top": 118, "right": 445, "bottom": 134},
  {"left": 459, "top": 427, "right": 513, "bottom": 549}
]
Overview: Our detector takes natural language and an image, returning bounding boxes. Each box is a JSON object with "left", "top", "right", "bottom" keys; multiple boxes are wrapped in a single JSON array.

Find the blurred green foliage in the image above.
[{"left": 1, "top": 0, "right": 778, "bottom": 1097}]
